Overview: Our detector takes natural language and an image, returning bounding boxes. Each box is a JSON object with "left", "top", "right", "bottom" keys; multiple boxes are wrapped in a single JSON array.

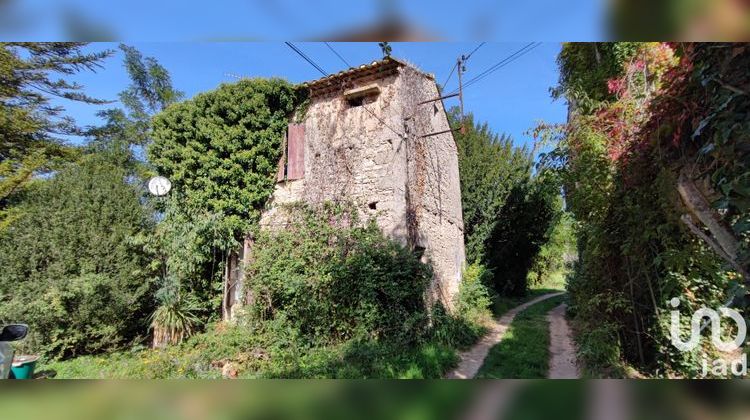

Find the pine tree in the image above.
[{"left": 0, "top": 42, "right": 111, "bottom": 229}]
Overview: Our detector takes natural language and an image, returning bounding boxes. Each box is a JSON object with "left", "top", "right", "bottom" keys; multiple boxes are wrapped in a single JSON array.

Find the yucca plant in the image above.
[{"left": 149, "top": 280, "right": 201, "bottom": 348}]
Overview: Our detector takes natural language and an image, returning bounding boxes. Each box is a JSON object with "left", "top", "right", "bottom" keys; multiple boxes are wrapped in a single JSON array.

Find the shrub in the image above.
[
  {"left": 455, "top": 262, "right": 493, "bottom": 326},
  {"left": 245, "top": 202, "right": 432, "bottom": 346},
  {"left": 0, "top": 152, "right": 155, "bottom": 358},
  {"left": 149, "top": 279, "right": 202, "bottom": 348}
]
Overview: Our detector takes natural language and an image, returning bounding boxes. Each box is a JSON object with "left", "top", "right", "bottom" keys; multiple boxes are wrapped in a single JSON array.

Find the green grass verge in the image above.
[
  {"left": 476, "top": 294, "right": 566, "bottom": 379},
  {"left": 40, "top": 323, "right": 465, "bottom": 379}
]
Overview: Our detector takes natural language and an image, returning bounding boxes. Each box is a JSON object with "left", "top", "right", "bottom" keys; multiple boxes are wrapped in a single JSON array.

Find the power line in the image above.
[
  {"left": 464, "top": 41, "right": 486, "bottom": 61},
  {"left": 324, "top": 42, "right": 352, "bottom": 68},
  {"left": 449, "top": 42, "right": 541, "bottom": 94},
  {"left": 441, "top": 61, "right": 457, "bottom": 92},
  {"left": 285, "top": 42, "right": 328, "bottom": 76},
  {"left": 462, "top": 42, "right": 540, "bottom": 91},
  {"left": 441, "top": 42, "right": 484, "bottom": 92},
  {"left": 457, "top": 42, "right": 536, "bottom": 91},
  {"left": 284, "top": 43, "right": 405, "bottom": 139}
]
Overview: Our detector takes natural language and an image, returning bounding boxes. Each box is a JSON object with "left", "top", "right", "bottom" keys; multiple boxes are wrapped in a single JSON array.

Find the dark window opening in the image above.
[
  {"left": 347, "top": 96, "right": 364, "bottom": 107},
  {"left": 368, "top": 201, "right": 378, "bottom": 210}
]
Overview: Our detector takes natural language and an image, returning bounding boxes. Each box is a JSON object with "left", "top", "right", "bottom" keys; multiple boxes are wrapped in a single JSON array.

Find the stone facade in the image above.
[{"left": 248, "top": 57, "right": 465, "bottom": 312}]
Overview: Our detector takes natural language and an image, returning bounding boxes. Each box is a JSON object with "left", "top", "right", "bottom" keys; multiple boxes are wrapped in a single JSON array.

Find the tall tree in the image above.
[
  {"left": 86, "top": 44, "right": 183, "bottom": 175},
  {"left": 450, "top": 108, "right": 532, "bottom": 263},
  {"left": 0, "top": 42, "right": 111, "bottom": 229}
]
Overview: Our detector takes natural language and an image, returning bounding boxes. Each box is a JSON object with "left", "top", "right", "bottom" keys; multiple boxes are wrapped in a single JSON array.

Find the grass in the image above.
[
  {"left": 475, "top": 294, "right": 566, "bottom": 379},
  {"left": 490, "top": 269, "right": 567, "bottom": 316},
  {"left": 42, "top": 272, "right": 568, "bottom": 379},
  {"left": 40, "top": 321, "right": 465, "bottom": 379}
]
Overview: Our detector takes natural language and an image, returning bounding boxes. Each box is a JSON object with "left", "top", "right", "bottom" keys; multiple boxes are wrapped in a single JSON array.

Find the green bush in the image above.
[
  {"left": 0, "top": 152, "right": 155, "bottom": 358},
  {"left": 246, "top": 202, "right": 431, "bottom": 346},
  {"left": 528, "top": 211, "right": 576, "bottom": 285},
  {"left": 546, "top": 43, "right": 745, "bottom": 377},
  {"left": 455, "top": 262, "right": 493, "bottom": 326},
  {"left": 43, "top": 202, "right": 485, "bottom": 378}
]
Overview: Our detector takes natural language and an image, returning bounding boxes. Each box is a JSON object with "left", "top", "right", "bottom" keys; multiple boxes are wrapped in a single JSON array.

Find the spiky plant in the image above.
[{"left": 149, "top": 281, "right": 201, "bottom": 348}]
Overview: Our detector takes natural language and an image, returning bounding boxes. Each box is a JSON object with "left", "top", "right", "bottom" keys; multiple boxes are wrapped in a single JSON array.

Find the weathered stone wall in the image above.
[
  {"left": 257, "top": 63, "right": 465, "bottom": 310},
  {"left": 397, "top": 66, "right": 466, "bottom": 308}
]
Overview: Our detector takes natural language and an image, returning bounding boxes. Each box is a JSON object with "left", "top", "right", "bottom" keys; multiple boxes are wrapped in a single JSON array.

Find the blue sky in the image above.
[{"left": 61, "top": 42, "right": 567, "bottom": 152}]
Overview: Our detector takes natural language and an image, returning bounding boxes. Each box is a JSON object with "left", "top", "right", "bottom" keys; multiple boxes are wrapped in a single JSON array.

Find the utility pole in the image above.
[
  {"left": 457, "top": 55, "right": 466, "bottom": 133},
  {"left": 457, "top": 56, "right": 464, "bottom": 117}
]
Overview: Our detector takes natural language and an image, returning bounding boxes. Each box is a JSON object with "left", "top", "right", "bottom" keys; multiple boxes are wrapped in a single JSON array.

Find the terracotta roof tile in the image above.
[{"left": 302, "top": 56, "right": 433, "bottom": 97}]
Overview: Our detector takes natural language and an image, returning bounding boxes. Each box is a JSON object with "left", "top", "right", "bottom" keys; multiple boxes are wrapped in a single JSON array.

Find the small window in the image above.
[
  {"left": 347, "top": 96, "right": 364, "bottom": 107},
  {"left": 368, "top": 201, "right": 378, "bottom": 210},
  {"left": 344, "top": 84, "right": 380, "bottom": 109}
]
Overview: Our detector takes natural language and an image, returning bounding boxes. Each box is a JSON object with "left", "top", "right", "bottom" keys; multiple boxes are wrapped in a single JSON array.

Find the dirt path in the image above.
[
  {"left": 546, "top": 303, "right": 580, "bottom": 379},
  {"left": 445, "top": 292, "right": 564, "bottom": 379}
]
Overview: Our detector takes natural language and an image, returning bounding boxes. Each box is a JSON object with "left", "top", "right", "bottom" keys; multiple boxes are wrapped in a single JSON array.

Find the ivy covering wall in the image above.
[
  {"left": 544, "top": 42, "right": 749, "bottom": 377},
  {"left": 147, "top": 78, "right": 304, "bottom": 330}
]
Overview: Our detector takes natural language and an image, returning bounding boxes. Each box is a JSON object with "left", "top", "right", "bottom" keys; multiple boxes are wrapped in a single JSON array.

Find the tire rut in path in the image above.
[
  {"left": 546, "top": 303, "right": 580, "bottom": 379},
  {"left": 445, "top": 292, "right": 564, "bottom": 379}
]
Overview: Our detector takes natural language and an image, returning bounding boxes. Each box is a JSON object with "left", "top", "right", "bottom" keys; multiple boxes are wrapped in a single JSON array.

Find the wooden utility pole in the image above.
[
  {"left": 457, "top": 56, "right": 464, "bottom": 117},
  {"left": 457, "top": 56, "right": 466, "bottom": 133}
]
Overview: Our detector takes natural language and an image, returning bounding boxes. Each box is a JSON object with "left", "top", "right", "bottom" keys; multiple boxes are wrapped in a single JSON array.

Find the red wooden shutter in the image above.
[{"left": 286, "top": 123, "right": 305, "bottom": 180}]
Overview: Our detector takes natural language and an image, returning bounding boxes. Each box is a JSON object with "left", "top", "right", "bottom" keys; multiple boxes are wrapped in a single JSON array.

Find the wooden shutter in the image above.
[{"left": 286, "top": 123, "right": 305, "bottom": 180}]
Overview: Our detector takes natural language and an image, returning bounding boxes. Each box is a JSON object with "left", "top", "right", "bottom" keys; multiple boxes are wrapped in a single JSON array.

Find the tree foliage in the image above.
[
  {"left": 451, "top": 108, "right": 560, "bottom": 297},
  {"left": 149, "top": 78, "right": 301, "bottom": 241},
  {"left": 450, "top": 109, "right": 533, "bottom": 263},
  {"left": 544, "top": 42, "right": 749, "bottom": 377},
  {"left": 0, "top": 42, "right": 111, "bottom": 229},
  {"left": 483, "top": 177, "right": 560, "bottom": 296},
  {"left": 552, "top": 42, "right": 640, "bottom": 112},
  {"left": 87, "top": 44, "right": 183, "bottom": 177},
  {"left": 0, "top": 152, "right": 155, "bottom": 358}
]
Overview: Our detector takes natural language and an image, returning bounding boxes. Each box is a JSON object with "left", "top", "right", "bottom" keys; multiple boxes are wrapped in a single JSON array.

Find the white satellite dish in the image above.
[{"left": 148, "top": 176, "right": 172, "bottom": 197}]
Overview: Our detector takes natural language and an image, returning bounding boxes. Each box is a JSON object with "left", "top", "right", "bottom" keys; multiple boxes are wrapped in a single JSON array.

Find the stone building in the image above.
[{"left": 227, "top": 57, "right": 465, "bottom": 317}]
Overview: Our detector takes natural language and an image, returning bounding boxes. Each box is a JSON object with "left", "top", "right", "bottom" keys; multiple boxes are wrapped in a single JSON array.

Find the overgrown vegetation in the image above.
[
  {"left": 0, "top": 44, "right": 189, "bottom": 359},
  {"left": 149, "top": 78, "right": 302, "bottom": 241},
  {"left": 542, "top": 42, "right": 749, "bottom": 377},
  {"left": 246, "top": 202, "right": 431, "bottom": 346},
  {"left": 528, "top": 211, "right": 576, "bottom": 286},
  {"left": 2, "top": 43, "right": 571, "bottom": 379},
  {"left": 147, "top": 78, "right": 306, "bottom": 336},
  {"left": 43, "top": 202, "right": 491, "bottom": 378},
  {"left": 0, "top": 151, "right": 155, "bottom": 358}
]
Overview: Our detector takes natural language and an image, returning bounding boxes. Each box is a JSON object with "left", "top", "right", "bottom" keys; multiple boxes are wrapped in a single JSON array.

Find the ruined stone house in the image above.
[{"left": 226, "top": 57, "right": 465, "bottom": 318}]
